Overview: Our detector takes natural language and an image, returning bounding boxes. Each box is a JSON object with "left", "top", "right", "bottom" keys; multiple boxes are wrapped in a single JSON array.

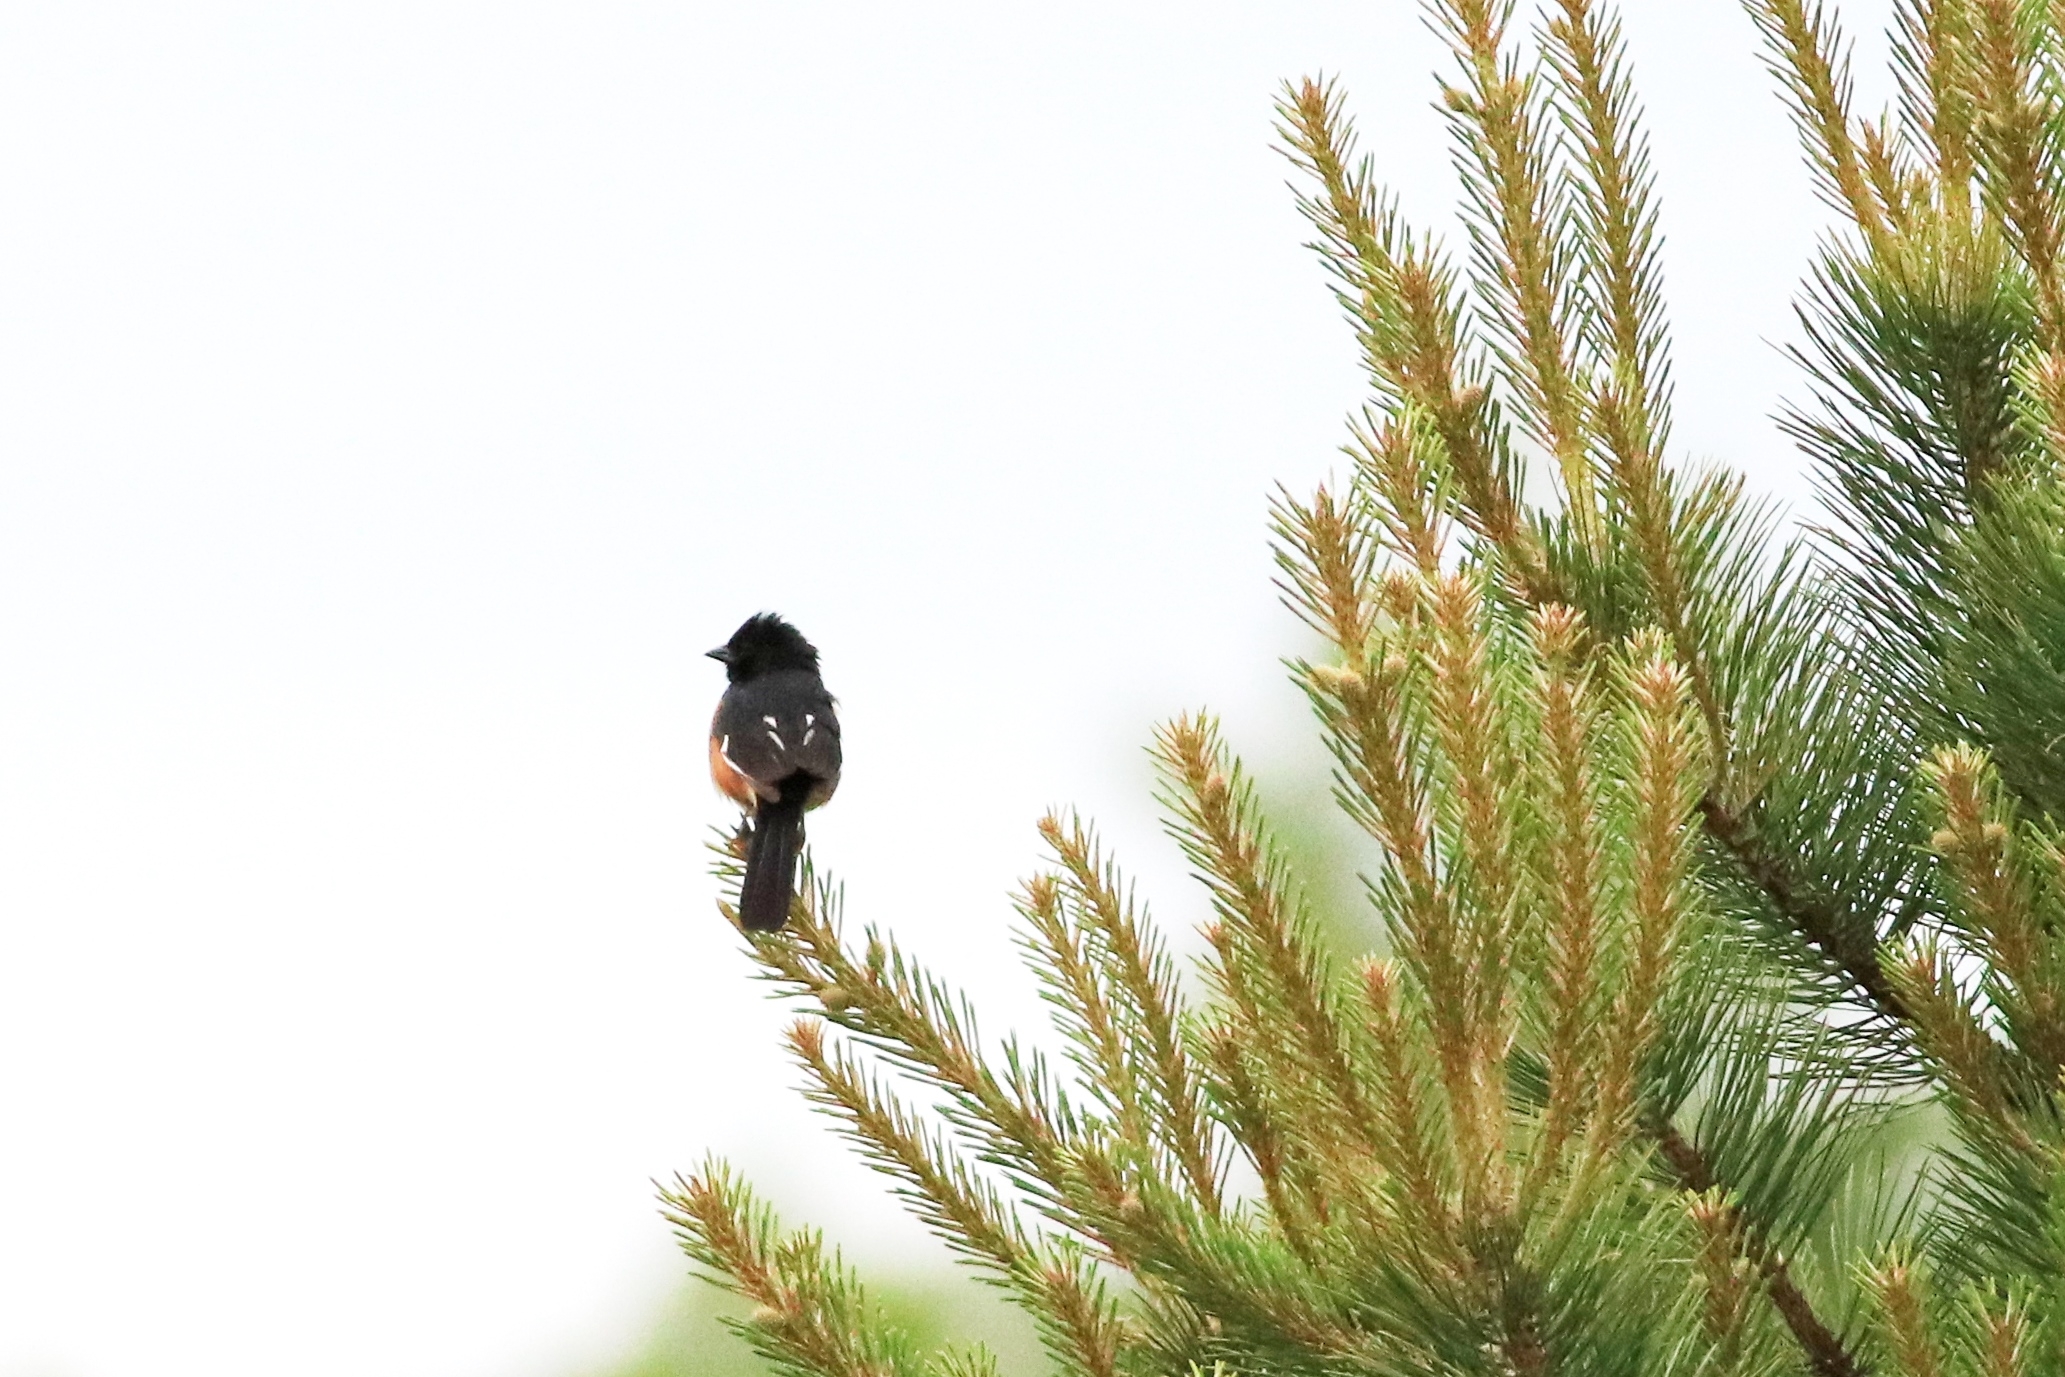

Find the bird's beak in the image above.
[{"left": 706, "top": 646, "right": 732, "bottom": 663}]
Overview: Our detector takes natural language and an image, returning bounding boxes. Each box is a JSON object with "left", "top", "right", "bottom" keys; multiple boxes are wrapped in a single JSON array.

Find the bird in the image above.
[{"left": 707, "top": 613, "right": 841, "bottom": 931}]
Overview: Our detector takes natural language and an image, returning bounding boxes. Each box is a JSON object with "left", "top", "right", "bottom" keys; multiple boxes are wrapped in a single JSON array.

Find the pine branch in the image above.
[
  {"left": 1885, "top": 938, "right": 2037, "bottom": 1152},
  {"left": 1152, "top": 716, "right": 1382, "bottom": 1164},
  {"left": 1525, "top": 605, "right": 1610, "bottom": 1181},
  {"left": 742, "top": 884, "right": 1118, "bottom": 1260},
  {"left": 782, "top": 1021, "right": 1135, "bottom": 1377},
  {"left": 1345, "top": 406, "right": 1449, "bottom": 577},
  {"left": 1687, "top": 1190, "right": 1757, "bottom": 1369},
  {"left": 1588, "top": 635, "right": 1703, "bottom": 1159},
  {"left": 1923, "top": 745, "right": 2065, "bottom": 1073},
  {"left": 787, "top": 1019, "right": 1032, "bottom": 1274},
  {"left": 1891, "top": 0, "right": 1979, "bottom": 203},
  {"left": 1697, "top": 793, "right": 1916, "bottom": 1025},
  {"left": 1354, "top": 958, "right": 1457, "bottom": 1249},
  {"left": 1650, "top": 1125, "right": 1868, "bottom": 1377},
  {"left": 662, "top": 1162, "right": 931, "bottom": 1377},
  {"left": 1275, "top": 77, "right": 1557, "bottom": 600},
  {"left": 1270, "top": 479, "right": 1381, "bottom": 653},
  {"left": 1034, "top": 814, "right": 1227, "bottom": 1218},
  {"left": 1541, "top": 0, "right": 1697, "bottom": 707},
  {"left": 741, "top": 868, "right": 1401, "bottom": 1374},
  {"left": 1969, "top": 0, "right": 2065, "bottom": 349},
  {"left": 1277, "top": 66, "right": 1923, "bottom": 1045},
  {"left": 1746, "top": 0, "right": 1894, "bottom": 247},
  {"left": 1865, "top": 1257, "right": 1942, "bottom": 1377},
  {"left": 1295, "top": 633, "right": 1482, "bottom": 1112},
  {"left": 1433, "top": 0, "right": 1604, "bottom": 548},
  {"left": 1016, "top": 871, "right": 1158, "bottom": 1163},
  {"left": 1194, "top": 1016, "right": 1325, "bottom": 1265},
  {"left": 1541, "top": 0, "right": 1672, "bottom": 442}
]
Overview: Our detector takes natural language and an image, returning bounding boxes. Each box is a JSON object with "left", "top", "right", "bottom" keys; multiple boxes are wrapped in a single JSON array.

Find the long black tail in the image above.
[{"left": 738, "top": 783, "right": 807, "bottom": 932}]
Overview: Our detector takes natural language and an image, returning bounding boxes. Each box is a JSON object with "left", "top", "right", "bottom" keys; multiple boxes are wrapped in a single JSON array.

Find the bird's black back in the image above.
[{"left": 713, "top": 667, "right": 841, "bottom": 806}]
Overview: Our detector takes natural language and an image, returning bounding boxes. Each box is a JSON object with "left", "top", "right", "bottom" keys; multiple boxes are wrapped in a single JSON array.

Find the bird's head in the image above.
[{"left": 708, "top": 613, "right": 821, "bottom": 683}]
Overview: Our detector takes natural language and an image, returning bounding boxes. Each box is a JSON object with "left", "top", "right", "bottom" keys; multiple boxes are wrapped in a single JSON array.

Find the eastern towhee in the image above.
[{"left": 708, "top": 613, "right": 841, "bottom": 931}]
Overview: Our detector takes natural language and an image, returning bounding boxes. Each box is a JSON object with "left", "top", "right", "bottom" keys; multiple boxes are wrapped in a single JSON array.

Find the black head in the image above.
[{"left": 708, "top": 613, "right": 821, "bottom": 683}]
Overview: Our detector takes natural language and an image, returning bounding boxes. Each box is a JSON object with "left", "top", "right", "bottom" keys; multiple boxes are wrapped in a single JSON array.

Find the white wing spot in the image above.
[
  {"left": 762, "top": 715, "right": 778, "bottom": 727},
  {"left": 804, "top": 713, "right": 815, "bottom": 727},
  {"left": 766, "top": 730, "right": 785, "bottom": 750},
  {"left": 803, "top": 727, "right": 815, "bottom": 746}
]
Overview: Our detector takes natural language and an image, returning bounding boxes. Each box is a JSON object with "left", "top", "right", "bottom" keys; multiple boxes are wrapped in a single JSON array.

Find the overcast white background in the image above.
[{"left": 0, "top": 2, "right": 1894, "bottom": 1375}]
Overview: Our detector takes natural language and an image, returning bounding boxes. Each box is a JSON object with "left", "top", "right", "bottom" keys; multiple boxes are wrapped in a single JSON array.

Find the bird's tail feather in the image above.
[{"left": 738, "top": 787, "right": 807, "bottom": 932}]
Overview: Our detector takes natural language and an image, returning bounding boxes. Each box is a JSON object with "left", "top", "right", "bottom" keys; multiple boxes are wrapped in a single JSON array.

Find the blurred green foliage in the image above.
[{"left": 579, "top": 1270, "right": 1047, "bottom": 1377}]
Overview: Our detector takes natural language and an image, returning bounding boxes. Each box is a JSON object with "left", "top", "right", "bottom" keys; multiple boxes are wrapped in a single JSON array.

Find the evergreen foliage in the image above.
[{"left": 669, "top": 1, "right": 2065, "bottom": 1370}]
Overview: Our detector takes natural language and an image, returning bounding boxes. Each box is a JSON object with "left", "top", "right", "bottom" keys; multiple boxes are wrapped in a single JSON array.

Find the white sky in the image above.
[{"left": 0, "top": 3, "right": 1894, "bottom": 1375}]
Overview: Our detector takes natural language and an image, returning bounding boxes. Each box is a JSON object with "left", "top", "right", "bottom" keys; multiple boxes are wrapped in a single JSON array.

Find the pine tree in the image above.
[{"left": 667, "top": 2, "right": 2065, "bottom": 1371}]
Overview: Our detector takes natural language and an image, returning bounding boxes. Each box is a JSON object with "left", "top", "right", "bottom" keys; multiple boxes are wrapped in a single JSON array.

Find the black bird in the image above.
[{"left": 707, "top": 614, "right": 841, "bottom": 931}]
